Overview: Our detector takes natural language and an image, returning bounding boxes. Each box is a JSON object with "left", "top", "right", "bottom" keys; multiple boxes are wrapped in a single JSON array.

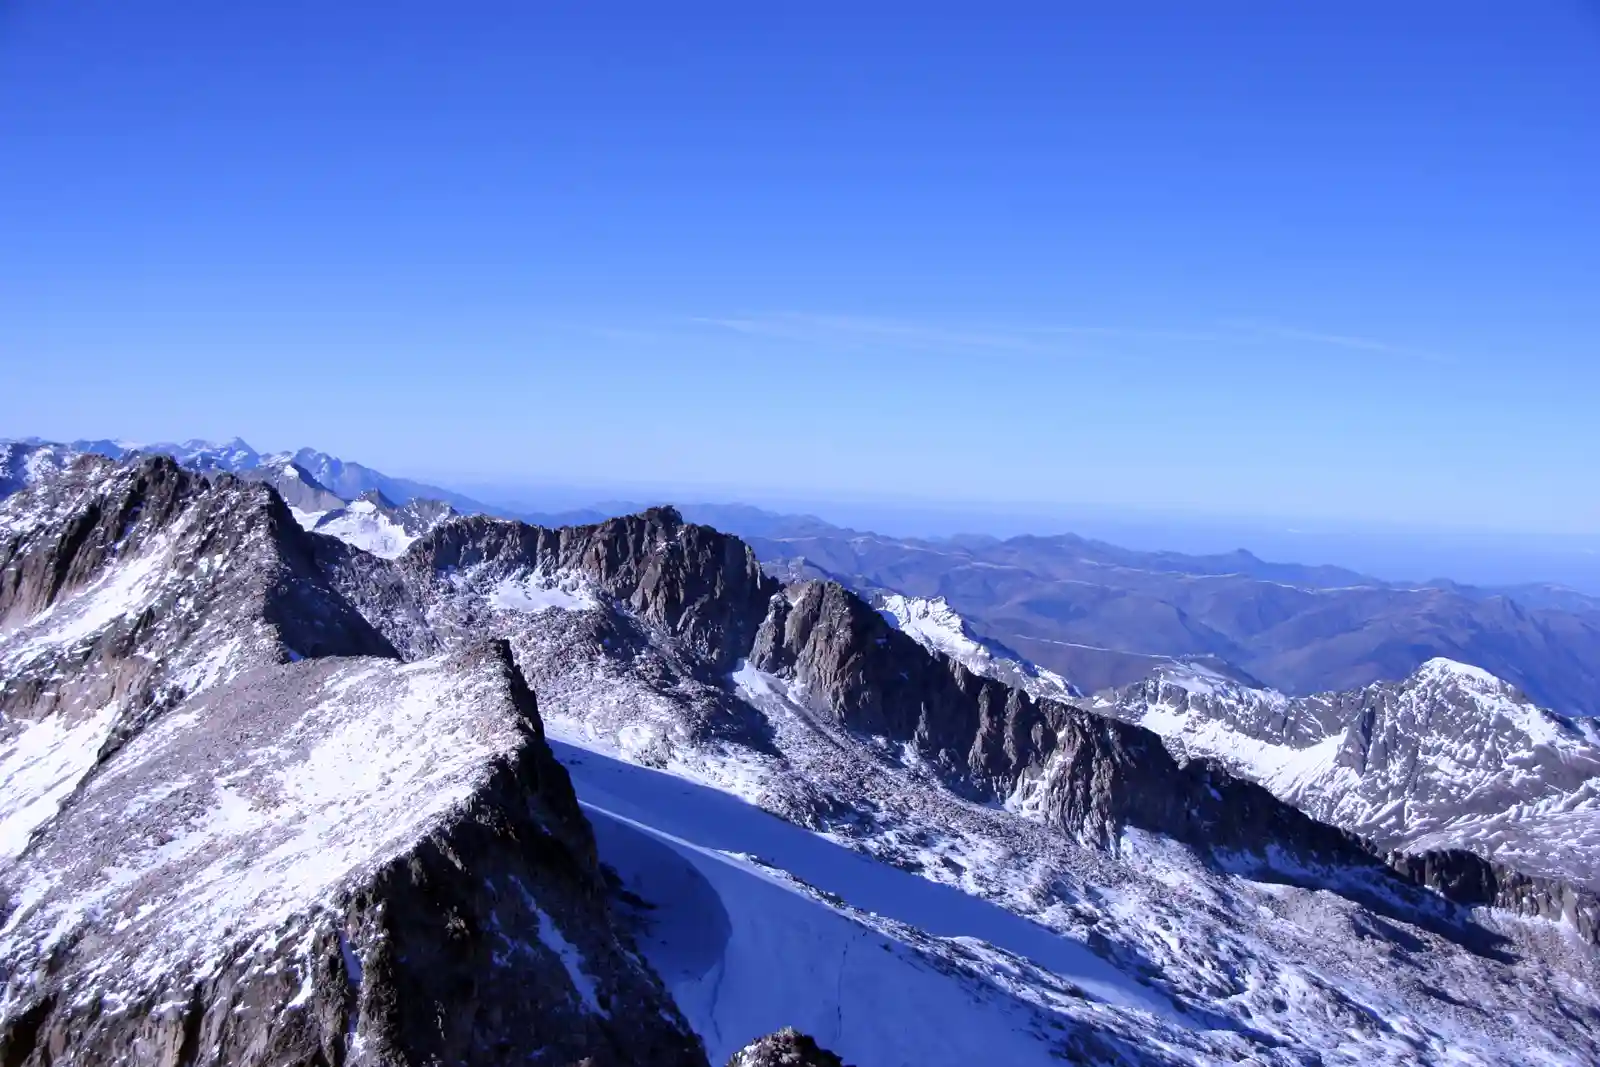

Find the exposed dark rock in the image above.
[
  {"left": 727, "top": 1028, "right": 851, "bottom": 1067},
  {"left": 751, "top": 581, "right": 1369, "bottom": 864},
  {"left": 749, "top": 580, "right": 1060, "bottom": 797},
  {"left": 1386, "top": 848, "right": 1600, "bottom": 947},
  {"left": 244, "top": 460, "right": 347, "bottom": 514}
]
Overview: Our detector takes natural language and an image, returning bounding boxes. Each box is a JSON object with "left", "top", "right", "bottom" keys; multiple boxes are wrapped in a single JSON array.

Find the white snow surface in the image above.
[
  {"left": 288, "top": 506, "right": 329, "bottom": 530},
  {"left": 557, "top": 731, "right": 1172, "bottom": 1066},
  {"left": 488, "top": 573, "right": 599, "bottom": 614},
  {"left": 878, "top": 594, "right": 1079, "bottom": 700},
  {"left": 0, "top": 704, "right": 121, "bottom": 859},
  {"left": 312, "top": 500, "right": 417, "bottom": 558}
]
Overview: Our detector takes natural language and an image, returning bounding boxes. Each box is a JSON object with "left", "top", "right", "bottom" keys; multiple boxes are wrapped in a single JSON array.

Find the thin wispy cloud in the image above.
[
  {"left": 689, "top": 313, "right": 1058, "bottom": 354},
  {"left": 685, "top": 311, "right": 1456, "bottom": 365},
  {"left": 1227, "top": 320, "right": 1453, "bottom": 364},
  {"left": 686, "top": 312, "right": 1213, "bottom": 356}
]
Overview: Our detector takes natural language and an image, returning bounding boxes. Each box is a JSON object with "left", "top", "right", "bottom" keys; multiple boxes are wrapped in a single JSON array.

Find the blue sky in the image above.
[{"left": 2, "top": 2, "right": 1598, "bottom": 536}]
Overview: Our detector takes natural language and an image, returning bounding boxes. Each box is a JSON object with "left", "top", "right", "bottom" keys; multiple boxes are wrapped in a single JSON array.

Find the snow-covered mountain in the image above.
[
  {"left": 1097, "top": 659, "right": 1600, "bottom": 890},
  {"left": 3, "top": 436, "right": 490, "bottom": 516},
  {"left": 0, "top": 440, "right": 82, "bottom": 499},
  {"left": 306, "top": 490, "right": 456, "bottom": 559},
  {"left": 876, "top": 593, "right": 1080, "bottom": 700},
  {"left": 4, "top": 453, "right": 1600, "bottom": 1065},
  {"left": 1, "top": 438, "right": 460, "bottom": 562}
]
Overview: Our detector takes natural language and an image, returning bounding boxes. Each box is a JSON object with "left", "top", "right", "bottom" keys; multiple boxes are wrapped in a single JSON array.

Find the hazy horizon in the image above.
[{"left": 12, "top": 427, "right": 1600, "bottom": 593}]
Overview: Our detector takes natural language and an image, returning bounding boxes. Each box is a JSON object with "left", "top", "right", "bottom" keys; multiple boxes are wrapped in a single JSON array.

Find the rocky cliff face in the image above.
[
  {"left": 1384, "top": 847, "right": 1600, "bottom": 946},
  {"left": 746, "top": 581, "right": 1398, "bottom": 881},
  {"left": 1094, "top": 657, "right": 1600, "bottom": 925},
  {"left": 0, "top": 454, "right": 392, "bottom": 731},
  {"left": 1100, "top": 660, "right": 1600, "bottom": 852},
  {"left": 253, "top": 460, "right": 347, "bottom": 515},
  {"left": 324, "top": 505, "right": 778, "bottom": 676},
  {"left": 0, "top": 459, "right": 712, "bottom": 1066}
]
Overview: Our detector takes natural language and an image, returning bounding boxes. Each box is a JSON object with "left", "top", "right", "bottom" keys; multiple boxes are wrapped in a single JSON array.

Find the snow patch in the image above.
[
  {"left": 488, "top": 574, "right": 598, "bottom": 614},
  {"left": 288, "top": 507, "right": 329, "bottom": 530},
  {"left": 0, "top": 704, "right": 121, "bottom": 858},
  {"left": 523, "top": 885, "right": 606, "bottom": 1016},
  {"left": 312, "top": 505, "right": 415, "bottom": 558}
]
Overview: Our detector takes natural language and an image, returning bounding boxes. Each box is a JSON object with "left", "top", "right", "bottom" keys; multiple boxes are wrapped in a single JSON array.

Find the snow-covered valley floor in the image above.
[{"left": 557, "top": 738, "right": 1174, "bottom": 1065}]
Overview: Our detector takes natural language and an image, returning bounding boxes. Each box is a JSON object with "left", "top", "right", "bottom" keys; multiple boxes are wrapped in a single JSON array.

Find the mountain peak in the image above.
[
  {"left": 640, "top": 504, "right": 685, "bottom": 526},
  {"left": 1411, "top": 656, "right": 1505, "bottom": 689}
]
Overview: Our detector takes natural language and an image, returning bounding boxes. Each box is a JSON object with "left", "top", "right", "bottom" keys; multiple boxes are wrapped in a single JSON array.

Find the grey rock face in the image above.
[
  {"left": 750, "top": 580, "right": 1062, "bottom": 797},
  {"left": 0, "top": 454, "right": 393, "bottom": 730},
  {"left": 248, "top": 460, "right": 346, "bottom": 514},
  {"left": 741, "top": 577, "right": 1600, "bottom": 946},
  {"left": 331, "top": 505, "right": 778, "bottom": 675},
  {"left": 727, "top": 1028, "right": 851, "bottom": 1067},
  {"left": 0, "top": 642, "right": 705, "bottom": 1067},
  {"left": 0, "top": 455, "right": 712, "bottom": 1066}
]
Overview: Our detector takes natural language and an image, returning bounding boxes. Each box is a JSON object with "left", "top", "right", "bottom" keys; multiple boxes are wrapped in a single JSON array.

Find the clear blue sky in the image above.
[{"left": 2, "top": 2, "right": 1597, "bottom": 535}]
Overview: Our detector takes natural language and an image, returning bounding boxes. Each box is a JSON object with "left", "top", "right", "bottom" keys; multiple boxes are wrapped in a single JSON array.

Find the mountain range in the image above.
[
  {"left": 740, "top": 520, "right": 1600, "bottom": 716},
  {"left": 10, "top": 435, "right": 1599, "bottom": 719},
  {"left": 1, "top": 446, "right": 1598, "bottom": 1064}
]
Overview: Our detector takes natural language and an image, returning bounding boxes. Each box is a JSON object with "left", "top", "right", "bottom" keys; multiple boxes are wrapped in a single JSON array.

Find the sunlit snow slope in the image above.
[{"left": 556, "top": 736, "right": 1170, "bottom": 1066}]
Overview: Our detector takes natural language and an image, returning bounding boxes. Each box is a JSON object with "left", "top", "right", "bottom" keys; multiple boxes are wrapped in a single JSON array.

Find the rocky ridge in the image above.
[
  {"left": 321, "top": 502, "right": 1586, "bottom": 925},
  {"left": 0, "top": 458, "right": 712, "bottom": 1065}
]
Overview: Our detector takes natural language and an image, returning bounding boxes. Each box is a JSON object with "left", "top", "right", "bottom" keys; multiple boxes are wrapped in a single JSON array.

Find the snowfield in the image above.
[
  {"left": 311, "top": 499, "right": 419, "bottom": 558},
  {"left": 560, "top": 737, "right": 1171, "bottom": 1065}
]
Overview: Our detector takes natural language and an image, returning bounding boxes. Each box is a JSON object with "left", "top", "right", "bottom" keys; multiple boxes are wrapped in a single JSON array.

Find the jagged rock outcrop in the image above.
[
  {"left": 1092, "top": 658, "right": 1600, "bottom": 943},
  {"left": 750, "top": 580, "right": 1061, "bottom": 795},
  {"left": 323, "top": 505, "right": 778, "bottom": 674},
  {"left": 0, "top": 640, "right": 707, "bottom": 1067},
  {"left": 727, "top": 1028, "right": 851, "bottom": 1067},
  {"left": 1100, "top": 660, "right": 1600, "bottom": 852},
  {"left": 0, "top": 454, "right": 393, "bottom": 729},
  {"left": 0, "top": 458, "right": 714, "bottom": 1064},
  {"left": 1385, "top": 848, "right": 1600, "bottom": 946}
]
